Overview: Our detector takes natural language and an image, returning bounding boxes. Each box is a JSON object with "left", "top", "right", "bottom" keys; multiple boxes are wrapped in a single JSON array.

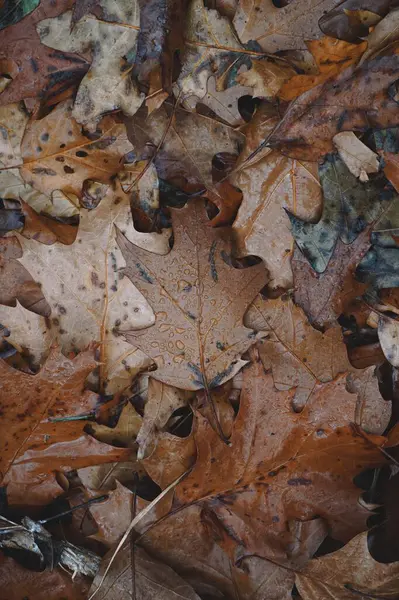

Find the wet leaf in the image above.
[
  {"left": 0, "top": 347, "right": 130, "bottom": 506},
  {"left": 117, "top": 199, "right": 268, "bottom": 393},
  {"left": 288, "top": 154, "right": 395, "bottom": 273},
  {"left": 0, "top": 174, "right": 170, "bottom": 393},
  {"left": 0, "top": 0, "right": 40, "bottom": 31},
  {"left": 37, "top": 0, "right": 143, "bottom": 129}
]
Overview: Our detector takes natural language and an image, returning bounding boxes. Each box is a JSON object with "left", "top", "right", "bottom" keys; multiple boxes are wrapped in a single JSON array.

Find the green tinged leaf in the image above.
[
  {"left": 0, "top": 0, "right": 39, "bottom": 30},
  {"left": 287, "top": 153, "right": 395, "bottom": 273},
  {"left": 356, "top": 246, "right": 399, "bottom": 290}
]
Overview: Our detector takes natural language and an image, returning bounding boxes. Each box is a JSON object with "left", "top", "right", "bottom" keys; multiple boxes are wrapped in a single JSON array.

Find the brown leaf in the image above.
[
  {"left": 278, "top": 37, "right": 367, "bottom": 101},
  {"left": 204, "top": 180, "right": 243, "bottom": 226},
  {"left": 143, "top": 431, "right": 196, "bottom": 489},
  {"left": 168, "top": 361, "right": 386, "bottom": 564},
  {"left": 233, "top": 0, "right": 342, "bottom": 53},
  {"left": 296, "top": 531, "right": 399, "bottom": 599},
  {"left": 0, "top": 347, "right": 130, "bottom": 506},
  {"left": 291, "top": 230, "right": 370, "bottom": 330},
  {"left": 237, "top": 59, "right": 296, "bottom": 99},
  {"left": 360, "top": 7, "right": 399, "bottom": 64},
  {"left": 231, "top": 103, "right": 322, "bottom": 289},
  {"left": 269, "top": 54, "right": 399, "bottom": 161},
  {"left": 0, "top": 0, "right": 89, "bottom": 110},
  {"left": 117, "top": 200, "right": 268, "bottom": 393},
  {"left": 0, "top": 553, "right": 90, "bottom": 600},
  {"left": 90, "top": 544, "right": 201, "bottom": 600},
  {"left": 89, "top": 402, "right": 142, "bottom": 448},
  {"left": 319, "top": 0, "right": 395, "bottom": 43},
  {"left": 20, "top": 100, "right": 133, "bottom": 198}
]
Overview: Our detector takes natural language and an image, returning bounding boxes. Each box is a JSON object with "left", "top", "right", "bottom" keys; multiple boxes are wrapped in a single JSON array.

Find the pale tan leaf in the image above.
[
  {"left": 333, "top": 132, "right": 380, "bottom": 181},
  {"left": 360, "top": 7, "right": 399, "bottom": 64},
  {"left": 237, "top": 59, "right": 295, "bottom": 98},
  {"left": 378, "top": 314, "right": 399, "bottom": 367},
  {"left": 89, "top": 403, "right": 142, "bottom": 448}
]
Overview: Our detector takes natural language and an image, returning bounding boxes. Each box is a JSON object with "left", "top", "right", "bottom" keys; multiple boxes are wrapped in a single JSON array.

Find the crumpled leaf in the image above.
[
  {"left": 333, "top": 132, "right": 380, "bottom": 181},
  {"left": 19, "top": 100, "right": 133, "bottom": 199},
  {"left": 278, "top": 37, "right": 367, "bottom": 101},
  {"left": 0, "top": 347, "right": 130, "bottom": 506},
  {"left": 0, "top": 175, "right": 170, "bottom": 393},
  {"left": 0, "top": 0, "right": 40, "bottom": 30},
  {"left": 127, "top": 104, "right": 244, "bottom": 192},
  {"left": 245, "top": 294, "right": 355, "bottom": 411},
  {"left": 233, "top": 0, "right": 341, "bottom": 53},
  {"left": 174, "top": 0, "right": 253, "bottom": 125},
  {"left": 90, "top": 544, "right": 201, "bottom": 600},
  {"left": 37, "top": 0, "right": 144, "bottom": 129},
  {"left": 158, "top": 360, "right": 386, "bottom": 568},
  {"left": 292, "top": 230, "right": 370, "bottom": 330},
  {"left": 117, "top": 199, "right": 268, "bottom": 393},
  {"left": 231, "top": 103, "right": 322, "bottom": 289},
  {"left": 296, "top": 531, "right": 399, "bottom": 599},
  {"left": 0, "top": 553, "right": 90, "bottom": 600},
  {"left": 288, "top": 153, "right": 395, "bottom": 273},
  {"left": 269, "top": 54, "right": 399, "bottom": 161},
  {"left": 0, "top": 0, "right": 89, "bottom": 109}
]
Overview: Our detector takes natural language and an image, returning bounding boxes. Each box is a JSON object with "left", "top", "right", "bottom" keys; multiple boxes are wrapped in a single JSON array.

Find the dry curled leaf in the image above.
[
  {"left": 117, "top": 199, "right": 268, "bottom": 393},
  {"left": 0, "top": 347, "right": 130, "bottom": 506}
]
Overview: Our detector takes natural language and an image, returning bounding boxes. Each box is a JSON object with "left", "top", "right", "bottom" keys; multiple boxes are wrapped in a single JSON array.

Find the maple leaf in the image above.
[
  {"left": 0, "top": 173, "right": 170, "bottom": 393},
  {"left": 37, "top": 0, "right": 144, "bottom": 129},
  {"left": 233, "top": 0, "right": 342, "bottom": 53},
  {"left": 117, "top": 200, "right": 268, "bottom": 395},
  {"left": 230, "top": 103, "right": 322, "bottom": 289},
  {"left": 269, "top": 54, "right": 399, "bottom": 161},
  {"left": 0, "top": 0, "right": 89, "bottom": 110},
  {"left": 278, "top": 36, "right": 367, "bottom": 101},
  {"left": 20, "top": 100, "right": 133, "bottom": 199},
  {"left": 0, "top": 347, "right": 130, "bottom": 506},
  {"left": 295, "top": 531, "right": 399, "bottom": 599},
  {"left": 288, "top": 153, "right": 395, "bottom": 273}
]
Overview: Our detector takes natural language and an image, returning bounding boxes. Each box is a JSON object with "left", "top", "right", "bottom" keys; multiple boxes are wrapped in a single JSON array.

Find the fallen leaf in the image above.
[
  {"left": 0, "top": 347, "right": 130, "bottom": 506},
  {"left": 356, "top": 245, "right": 399, "bottom": 290},
  {"left": 174, "top": 0, "right": 254, "bottom": 125},
  {"left": 374, "top": 126, "right": 399, "bottom": 193},
  {"left": 292, "top": 230, "right": 370, "bottom": 330},
  {"left": 333, "top": 132, "right": 380, "bottom": 181},
  {"left": 269, "top": 54, "right": 399, "bottom": 161},
  {"left": 117, "top": 199, "right": 268, "bottom": 393},
  {"left": 0, "top": 553, "right": 90, "bottom": 600},
  {"left": 37, "top": 0, "right": 144, "bottom": 129},
  {"left": 347, "top": 366, "right": 392, "bottom": 434},
  {"left": 296, "top": 531, "right": 399, "bottom": 599},
  {"left": 318, "top": 0, "right": 392, "bottom": 42},
  {"left": 143, "top": 430, "right": 196, "bottom": 489},
  {"left": 127, "top": 103, "right": 244, "bottom": 192},
  {"left": 89, "top": 402, "right": 142, "bottom": 448},
  {"left": 360, "top": 7, "right": 399, "bottom": 64},
  {"left": 288, "top": 154, "right": 394, "bottom": 273},
  {"left": 378, "top": 314, "right": 399, "bottom": 366},
  {"left": 238, "top": 59, "right": 296, "bottom": 99},
  {"left": 158, "top": 360, "right": 386, "bottom": 567},
  {"left": 0, "top": 0, "right": 40, "bottom": 30},
  {"left": 203, "top": 179, "right": 243, "bottom": 226},
  {"left": 78, "top": 461, "right": 141, "bottom": 492},
  {"left": 231, "top": 103, "right": 322, "bottom": 289},
  {"left": 20, "top": 100, "right": 133, "bottom": 198},
  {"left": 233, "top": 0, "right": 341, "bottom": 53},
  {"left": 90, "top": 544, "right": 201, "bottom": 600},
  {"left": 278, "top": 37, "right": 367, "bottom": 101},
  {"left": 245, "top": 294, "right": 354, "bottom": 410},
  {"left": 0, "top": 0, "right": 89, "bottom": 109},
  {"left": 0, "top": 175, "right": 170, "bottom": 393}
]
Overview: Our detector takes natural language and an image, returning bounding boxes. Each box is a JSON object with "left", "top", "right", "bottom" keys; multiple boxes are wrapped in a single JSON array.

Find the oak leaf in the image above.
[
  {"left": 0, "top": 347, "right": 130, "bottom": 506},
  {"left": 296, "top": 531, "right": 399, "bottom": 599},
  {"left": 278, "top": 37, "right": 367, "bottom": 101},
  {"left": 117, "top": 199, "right": 268, "bottom": 393},
  {"left": 319, "top": 0, "right": 394, "bottom": 43},
  {"left": 333, "top": 132, "right": 380, "bottom": 181},
  {"left": 20, "top": 100, "right": 133, "bottom": 199},
  {"left": 231, "top": 103, "right": 322, "bottom": 289},
  {"left": 269, "top": 54, "right": 399, "bottom": 161},
  {"left": 0, "top": 175, "right": 170, "bottom": 393},
  {"left": 360, "top": 6, "right": 399, "bottom": 64},
  {"left": 233, "top": 0, "right": 342, "bottom": 53},
  {"left": 237, "top": 59, "right": 295, "bottom": 99},
  {"left": 37, "top": 0, "right": 144, "bottom": 129}
]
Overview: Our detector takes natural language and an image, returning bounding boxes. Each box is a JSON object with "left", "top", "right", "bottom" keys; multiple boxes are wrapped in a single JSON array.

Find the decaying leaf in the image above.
[
  {"left": 237, "top": 59, "right": 296, "bottom": 99},
  {"left": 269, "top": 54, "right": 399, "bottom": 161},
  {"left": 233, "top": 0, "right": 342, "bottom": 53},
  {"left": 117, "top": 199, "right": 268, "bottom": 392},
  {"left": 0, "top": 175, "right": 170, "bottom": 393},
  {"left": 296, "top": 531, "right": 399, "bottom": 599},
  {"left": 278, "top": 37, "right": 367, "bottom": 102},
  {"left": 333, "top": 132, "right": 380, "bottom": 181},
  {"left": 231, "top": 103, "right": 322, "bottom": 289},
  {"left": 37, "top": 0, "right": 144, "bottom": 128},
  {"left": 0, "top": 0, "right": 40, "bottom": 31},
  {"left": 0, "top": 0, "right": 89, "bottom": 109},
  {"left": 318, "top": 0, "right": 393, "bottom": 42},
  {"left": 0, "top": 347, "right": 130, "bottom": 506},
  {"left": 378, "top": 314, "right": 399, "bottom": 366},
  {"left": 90, "top": 544, "right": 201, "bottom": 600},
  {"left": 288, "top": 154, "right": 395, "bottom": 273},
  {"left": 374, "top": 126, "right": 399, "bottom": 193}
]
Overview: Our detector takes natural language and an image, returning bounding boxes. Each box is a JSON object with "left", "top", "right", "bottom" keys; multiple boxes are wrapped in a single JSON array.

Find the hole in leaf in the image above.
[{"left": 166, "top": 405, "right": 193, "bottom": 437}]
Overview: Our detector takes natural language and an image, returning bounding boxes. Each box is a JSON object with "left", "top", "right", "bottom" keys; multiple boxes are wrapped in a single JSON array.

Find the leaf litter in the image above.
[{"left": 1, "top": 1, "right": 399, "bottom": 598}]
